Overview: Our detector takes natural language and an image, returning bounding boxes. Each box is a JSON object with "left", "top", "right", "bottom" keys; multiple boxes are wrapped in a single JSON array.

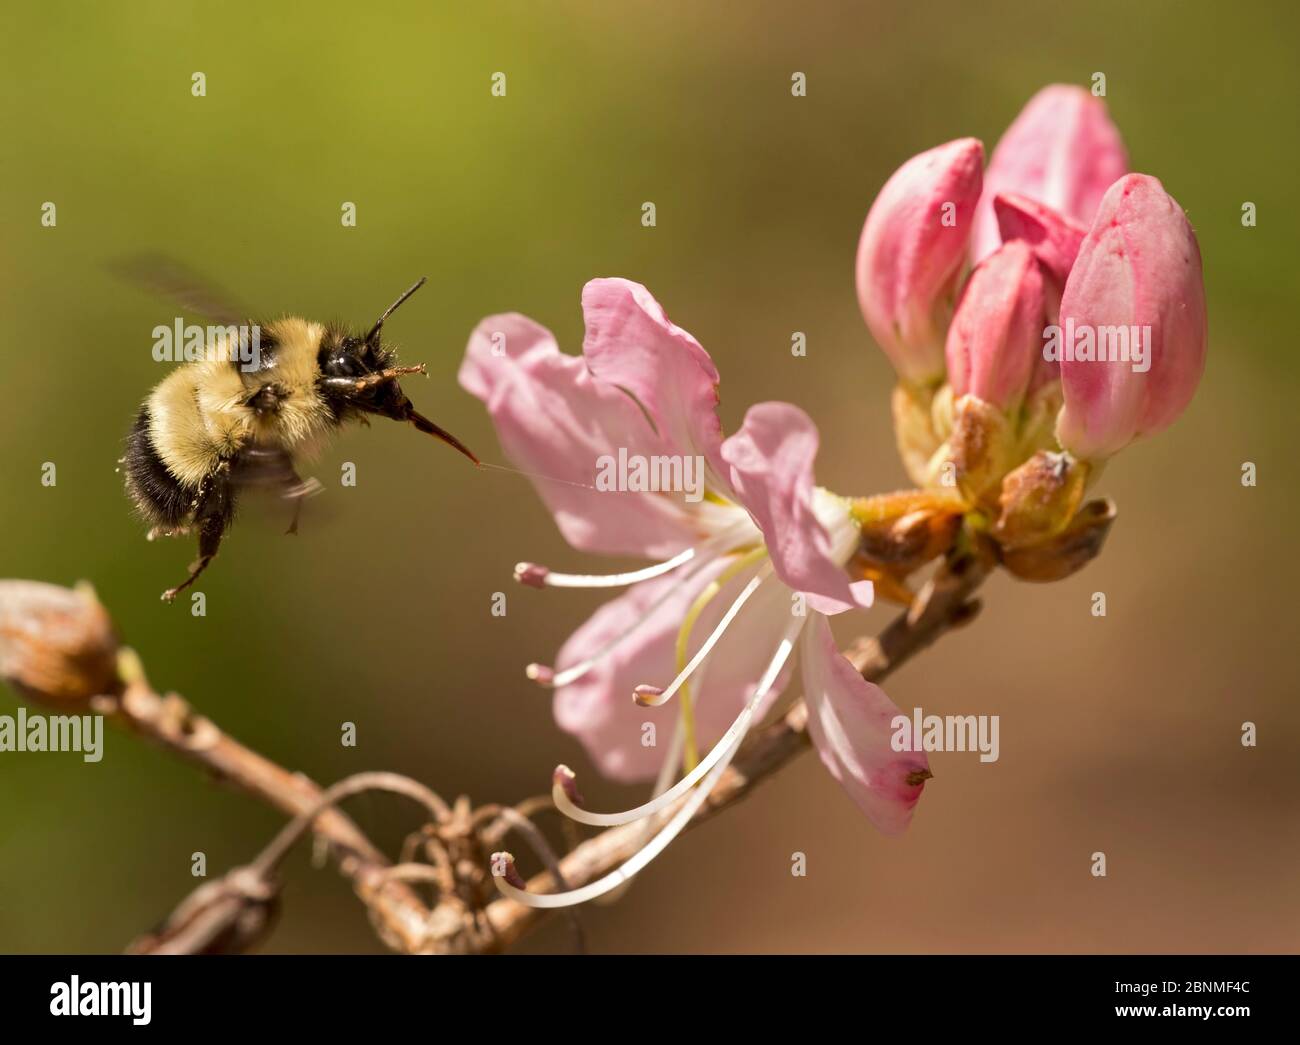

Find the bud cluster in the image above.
[{"left": 855, "top": 85, "right": 1207, "bottom": 584}]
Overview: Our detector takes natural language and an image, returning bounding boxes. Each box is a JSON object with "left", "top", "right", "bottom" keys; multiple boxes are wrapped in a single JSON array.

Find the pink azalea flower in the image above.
[{"left": 461, "top": 279, "right": 929, "bottom": 906}]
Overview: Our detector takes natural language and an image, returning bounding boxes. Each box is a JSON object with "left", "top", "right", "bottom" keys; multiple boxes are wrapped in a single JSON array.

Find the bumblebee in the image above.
[{"left": 120, "top": 262, "right": 478, "bottom": 601}]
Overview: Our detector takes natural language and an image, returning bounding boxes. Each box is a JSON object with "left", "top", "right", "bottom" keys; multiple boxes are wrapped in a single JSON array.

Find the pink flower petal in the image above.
[
  {"left": 801, "top": 614, "right": 929, "bottom": 835},
  {"left": 972, "top": 84, "right": 1128, "bottom": 263},
  {"left": 721, "top": 403, "right": 870, "bottom": 615},
  {"left": 459, "top": 312, "right": 699, "bottom": 558},
  {"left": 581, "top": 279, "right": 735, "bottom": 499},
  {"left": 553, "top": 559, "right": 796, "bottom": 783}
]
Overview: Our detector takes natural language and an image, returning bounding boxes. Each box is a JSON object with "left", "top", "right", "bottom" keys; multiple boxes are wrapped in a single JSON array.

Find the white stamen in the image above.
[
  {"left": 633, "top": 566, "right": 772, "bottom": 708},
  {"left": 515, "top": 547, "right": 696, "bottom": 589},
  {"left": 524, "top": 529, "right": 757, "bottom": 690},
  {"left": 492, "top": 619, "right": 796, "bottom": 908},
  {"left": 554, "top": 617, "right": 803, "bottom": 827},
  {"left": 651, "top": 716, "right": 687, "bottom": 798},
  {"left": 524, "top": 663, "right": 555, "bottom": 685},
  {"left": 496, "top": 734, "right": 740, "bottom": 908}
]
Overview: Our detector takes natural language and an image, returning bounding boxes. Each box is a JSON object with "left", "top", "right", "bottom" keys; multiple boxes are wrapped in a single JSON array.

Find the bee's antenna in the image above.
[{"left": 365, "top": 276, "right": 428, "bottom": 345}]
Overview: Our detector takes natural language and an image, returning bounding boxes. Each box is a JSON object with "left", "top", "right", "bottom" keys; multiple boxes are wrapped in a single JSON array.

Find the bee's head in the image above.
[
  {"left": 318, "top": 331, "right": 410, "bottom": 416},
  {"left": 317, "top": 278, "right": 479, "bottom": 464}
]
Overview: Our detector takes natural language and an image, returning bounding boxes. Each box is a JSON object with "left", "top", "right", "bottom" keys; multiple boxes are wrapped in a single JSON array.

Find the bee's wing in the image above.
[{"left": 110, "top": 253, "right": 254, "bottom": 326}]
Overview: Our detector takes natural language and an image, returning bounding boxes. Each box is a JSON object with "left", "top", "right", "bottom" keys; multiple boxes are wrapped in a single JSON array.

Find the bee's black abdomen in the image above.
[{"left": 124, "top": 406, "right": 191, "bottom": 527}]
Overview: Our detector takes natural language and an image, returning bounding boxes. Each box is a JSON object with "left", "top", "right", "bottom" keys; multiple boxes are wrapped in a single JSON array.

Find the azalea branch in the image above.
[
  {"left": 106, "top": 691, "right": 447, "bottom": 954},
  {"left": 0, "top": 550, "right": 989, "bottom": 954},
  {"left": 126, "top": 770, "right": 450, "bottom": 955},
  {"left": 0, "top": 581, "right": 440, "bottom": 955}
]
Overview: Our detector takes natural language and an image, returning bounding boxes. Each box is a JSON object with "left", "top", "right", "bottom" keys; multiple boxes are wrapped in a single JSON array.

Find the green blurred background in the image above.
[{"left": 1, "top": 0, "right": 1296, "bottom": 953}]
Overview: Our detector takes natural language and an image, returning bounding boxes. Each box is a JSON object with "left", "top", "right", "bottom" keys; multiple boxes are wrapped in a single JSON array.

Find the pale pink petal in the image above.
[
  {"left": 459, "top": 313, "right": 698, "bottom": 558},
  {"left": 721, "top": 403, "right": 870, "bottom": 616},
  {"left": 801, "top": 614, "right": 928, "bottom": 835},
  {"left": 972, "top": 84, "right": 1128, "bottom": 262},
  {"left": 553, "top": 559, "right": 796, "bottom": 783},
  {"left": 581, "top": 279, "right": 735, "bottom": 498}
]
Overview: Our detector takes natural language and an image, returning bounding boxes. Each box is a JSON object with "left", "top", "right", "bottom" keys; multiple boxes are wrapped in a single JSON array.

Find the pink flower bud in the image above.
[
  {"left": 1055, "top": 174, "right": 1208, "bottom": 459},
  {"left": 994, "top": 194, "right": 1087, "bottom": 391},
  {"left": 944, "top": 240, "right": 1046, "bottom": 411},
  {"left": 994, "top": 193, "right": 1087, "bottom": 287},
  {"left": 856, "top": 138, "right": 984, "bottom": 385},
  {"left": 972, "top": 85, "right": 1128, "bottom": 263}
]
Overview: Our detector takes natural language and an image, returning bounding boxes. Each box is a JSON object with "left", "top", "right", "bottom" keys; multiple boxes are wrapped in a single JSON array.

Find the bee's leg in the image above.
[
  {"left": 286, "top": 495, "right": 305, "bottom": 537},
  {"left": 282, "top": 472, "right": 321, "bottom": 536},
  {"left": 161, "top": 516, "right": 225, "bottom": 602},
  {"left": 320, "top": 365, "right": 425, "bottom": 395},
  {"left": 162, "top": 466, "right": 234, "bottom": 602}
]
